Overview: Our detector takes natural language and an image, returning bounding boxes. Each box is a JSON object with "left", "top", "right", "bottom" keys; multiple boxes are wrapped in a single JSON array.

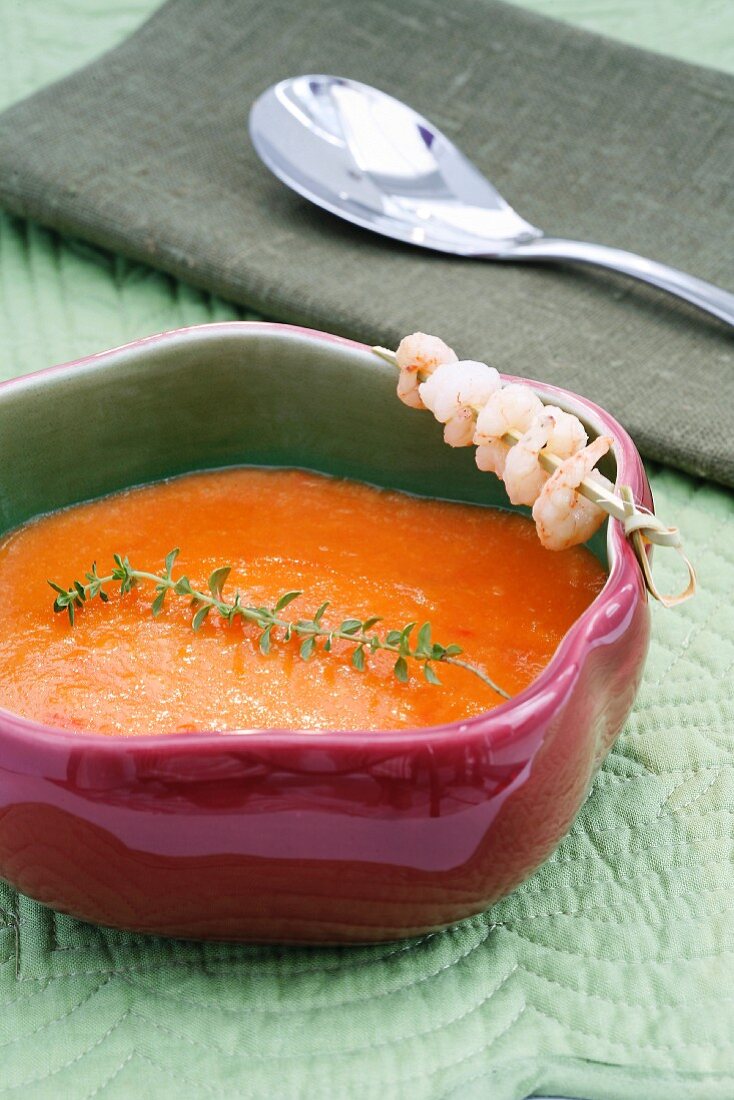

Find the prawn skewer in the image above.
[
  {"left": 372, "top": 338, "right": 696, "bottom": 606},
  {"left": 376, "top": 339, "right": 618, "bottom": 523}
]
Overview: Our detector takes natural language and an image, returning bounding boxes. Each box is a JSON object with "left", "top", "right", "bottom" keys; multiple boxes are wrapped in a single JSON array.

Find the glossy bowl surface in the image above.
[{"left": 0, "top": 323, "right": 651, "bottom": 942}]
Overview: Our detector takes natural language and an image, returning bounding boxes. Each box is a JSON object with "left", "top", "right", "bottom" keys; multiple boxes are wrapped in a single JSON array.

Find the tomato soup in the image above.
[{"left": 0, "top": 468, "right": 606, "bottom": 734}]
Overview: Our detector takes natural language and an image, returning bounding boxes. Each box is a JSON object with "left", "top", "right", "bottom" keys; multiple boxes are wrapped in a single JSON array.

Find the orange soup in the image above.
[{"left": 0, "top": 468, "right": 606, "bottom": 734}]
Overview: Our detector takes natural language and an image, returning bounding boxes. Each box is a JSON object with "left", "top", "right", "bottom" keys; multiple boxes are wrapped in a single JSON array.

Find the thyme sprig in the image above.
[{"left": 48, "top": 550, "right": 510, "bottom": 698}]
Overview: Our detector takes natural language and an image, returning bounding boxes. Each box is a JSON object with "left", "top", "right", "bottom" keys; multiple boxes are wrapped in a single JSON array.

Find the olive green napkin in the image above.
[{"left": 0, "top": 0, "right": 732, "bottom": 485}]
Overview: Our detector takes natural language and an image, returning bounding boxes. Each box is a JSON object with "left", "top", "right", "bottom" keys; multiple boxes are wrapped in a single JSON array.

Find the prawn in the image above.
[
  {"left": 542, "top": 405, "right": 588, "bottom": 459},
  {"left": 474, "top": 383, "right": 543, "bottom": 446},
  {"left": 503, "top": 407, "right": 588, "bottom": 506},
  {"left": 395, "top": 332, "right": 457, "bottom": 409},
  {"left": 473, "top": 383, "right": 543, "bottom": 478},
  {"left": 475, "top": 440, "right": 512, "bottom": 479},
  {"left": 419, "top": 361, "right": 502, "bottom": 447},
  {"left": 532, "top": 436, "right": 614, "bottom": 550},
  {"left": 502, "top": 417, "right": 552, "bottom": 506}
]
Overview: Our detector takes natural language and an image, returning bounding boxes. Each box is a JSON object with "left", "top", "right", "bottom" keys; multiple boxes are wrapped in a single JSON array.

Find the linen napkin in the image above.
[{"left": 0, "top": 0, "right": 732, "bottom": 485}]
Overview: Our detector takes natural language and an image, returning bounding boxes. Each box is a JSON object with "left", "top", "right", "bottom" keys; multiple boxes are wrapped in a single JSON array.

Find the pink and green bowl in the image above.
[{"left": 0, "top": 323, "right": 651, "bottom": 942}]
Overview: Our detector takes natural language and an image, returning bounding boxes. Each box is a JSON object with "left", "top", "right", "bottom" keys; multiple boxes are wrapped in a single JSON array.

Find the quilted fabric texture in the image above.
[{"left": 0, "top": 3, "right": 733, "bottom": 1098}]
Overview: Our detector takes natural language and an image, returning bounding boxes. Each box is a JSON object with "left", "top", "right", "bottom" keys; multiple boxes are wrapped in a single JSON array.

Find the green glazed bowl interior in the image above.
[{"left": 0, "top": 323, "right": 610, "bottom": 569}]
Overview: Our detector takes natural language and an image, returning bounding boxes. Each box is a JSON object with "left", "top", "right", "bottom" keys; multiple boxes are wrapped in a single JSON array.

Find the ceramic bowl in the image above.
[{"left": 0, "top": 323, "right": 651, "bottom": 943}]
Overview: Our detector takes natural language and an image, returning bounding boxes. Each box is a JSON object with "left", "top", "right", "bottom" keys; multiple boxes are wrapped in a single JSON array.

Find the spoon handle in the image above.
[{"left": 501, "top": 237, "right": 734, "bottom": 327}]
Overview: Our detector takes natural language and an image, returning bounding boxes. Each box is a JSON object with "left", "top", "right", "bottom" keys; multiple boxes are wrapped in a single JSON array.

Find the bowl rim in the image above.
[{"left": 0, "top": 321, "right": 649, "bottom": 754}]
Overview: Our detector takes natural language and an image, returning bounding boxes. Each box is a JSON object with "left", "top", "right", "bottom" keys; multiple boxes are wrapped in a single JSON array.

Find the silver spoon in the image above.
[{"left": 249, "top": 75, "right": 734, "bottom": 327}]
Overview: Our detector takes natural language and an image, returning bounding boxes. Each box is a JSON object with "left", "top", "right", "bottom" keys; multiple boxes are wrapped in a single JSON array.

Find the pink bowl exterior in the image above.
[{"left": 0, "top": 323, "right": 652, "bottom": 943}]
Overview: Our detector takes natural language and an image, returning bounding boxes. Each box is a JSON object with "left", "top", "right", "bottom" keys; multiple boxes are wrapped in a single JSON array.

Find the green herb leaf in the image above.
[
  {"left": 352, "top": 646, "right": 365, "bottom": 671},
  {"left": 423, "top": 662, "right": 441, "bottom": 685},
  {"left": 416, "top": 622, "right": 432, "bottom": 656},
  {"left": 164, "top": 548, "right": 180, "bottom": 576},
  {"left": 192, "top": 605, "right": 211, "bottom": 631},
  {"left": 385, "top": 630, "right": 402, "bottom": 646},
  {"left": 393, "top": 656, "right": 408, "bottom": 682},
  {"left": 362, "top": 616, "right": 381, "bottom": 631},
  {"left": 300, "top": 636, "right": 316, "bottom": 661},
  {"left": 340, "top": 619, "right": 362, "bottom": 636},
  {"left": 275, "top": 590, "right": 302, "bottom": 612},
  {"left": 314, "top": 601, "right": 329, "bottom": 624},
  {"left": 399, "top": 622, "right": 417, "bottom": 657},
  {"left": 151, "top": 589, "right": 166, "bottom": 617},
  {"left": 174, "top": 576, "right": 193, "bottom": 596},
  {"left": 120, "top": 564, "right": 138, "bottom": 595},
  {"left": 208, "top": 565, "right": 231, "bottom": 599},
  {"left": 259, "top": 625, "right": 273, "bottom": 655},
  {"left": 443, "top": 643, "right": 463, "bottom": 657}
]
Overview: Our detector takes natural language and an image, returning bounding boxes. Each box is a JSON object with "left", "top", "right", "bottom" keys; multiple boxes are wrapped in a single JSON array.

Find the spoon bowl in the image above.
[
  {"left": 249, "top": 74, "right": 539, "bottom": 255},
  {"left": 250, "top": 75, "right": 734, "bottom": 325}
]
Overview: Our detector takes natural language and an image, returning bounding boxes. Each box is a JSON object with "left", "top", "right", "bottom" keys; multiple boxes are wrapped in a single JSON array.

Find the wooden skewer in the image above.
[{"left": 372, "top": 345, "right": 696, "bottom": 605}]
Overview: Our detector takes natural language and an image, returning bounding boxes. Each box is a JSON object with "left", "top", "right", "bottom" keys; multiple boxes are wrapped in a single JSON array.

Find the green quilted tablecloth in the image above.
[{"left": 0, "top": 3, "right": 733, "bottom": 1097}]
